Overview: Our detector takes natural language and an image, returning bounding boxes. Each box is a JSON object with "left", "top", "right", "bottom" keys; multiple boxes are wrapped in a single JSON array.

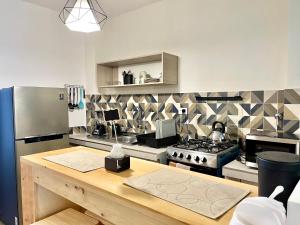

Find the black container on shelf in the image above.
[
  {"left": 257, "top": 151, "right": 300, "bottom": 208},
  {"left": 123, "top": 71, "right": 134, "bottom": 85},
  {"left": 136, "top": 132, "right": 179, "bottom": 148}
]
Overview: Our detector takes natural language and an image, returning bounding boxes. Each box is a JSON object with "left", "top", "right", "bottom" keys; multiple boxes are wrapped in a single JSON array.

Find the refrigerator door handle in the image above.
[{"left": 17, "top": 133, "right": 66, "bottom": 144}]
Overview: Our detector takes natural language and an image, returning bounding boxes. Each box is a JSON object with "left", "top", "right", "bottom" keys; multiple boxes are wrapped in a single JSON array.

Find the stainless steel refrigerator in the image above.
[{"left": 0, "top": 87, "right": 70, "bottom": 225}]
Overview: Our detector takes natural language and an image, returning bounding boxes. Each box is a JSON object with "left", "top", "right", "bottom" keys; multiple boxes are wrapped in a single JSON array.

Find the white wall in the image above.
[
  {"left": 0, "top": 0, "right": 86, "bottom": 88},
  {"left": 85, "top": 0, "right": 288, "bottom": 94},
  {"left": 287, "top": 0, "right": 300, "bottom": 88},
  {"left": 0, "top": 0, "right": 293, "bottom": 94}
]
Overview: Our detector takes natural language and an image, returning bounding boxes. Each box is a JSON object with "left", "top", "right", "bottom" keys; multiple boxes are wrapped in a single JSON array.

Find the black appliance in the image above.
[
  {"left": 136, "top": 132, "right": 179, "bottom": 148},
  {"left": 166, "top": 137, "right": 240, "bottom": 177},
  {"left": 104, "top": 109, "right": 120, "bottom": 121},
  {"left": 257, "top": 151, "right": 300, "bottom": 208},
  {"left": 103, "top": 109, "right": 121, "bottom": 136},
  {"left": 245, "top": 131, "right": 300, "bottom": 168},
  {"left": 92, "top": 122, "right": 106, "bottom": 137}
]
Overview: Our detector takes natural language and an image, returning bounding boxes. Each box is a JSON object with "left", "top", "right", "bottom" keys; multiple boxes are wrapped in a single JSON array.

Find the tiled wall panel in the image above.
[{"left": 77, "top": 89, "right": 300, "bottom": 139}]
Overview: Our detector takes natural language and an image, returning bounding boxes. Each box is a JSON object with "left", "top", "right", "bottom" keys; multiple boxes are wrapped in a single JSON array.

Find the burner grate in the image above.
[{"left": 173, "top": 137, "right": 236, "bottom": 153}]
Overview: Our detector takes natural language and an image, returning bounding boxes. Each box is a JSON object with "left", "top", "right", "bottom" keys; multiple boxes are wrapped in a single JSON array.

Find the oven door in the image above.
[
  {"left": 245, "top": 139, "right": 298, "bottom": 168},
  {"left": 168, "top": 160, "right": 218, "bottom": 176}
]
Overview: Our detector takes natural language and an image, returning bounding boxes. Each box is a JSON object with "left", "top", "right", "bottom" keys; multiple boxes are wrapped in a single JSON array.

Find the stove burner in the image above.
[
  {"left": 173, "top": 138, "right": 236, "bottom": 154},
  {"left": 167, "top": 136, "right": 239, "bottom": 175},
  {"left": 174, "top": 144, "right": 198, "bottom": 150}
]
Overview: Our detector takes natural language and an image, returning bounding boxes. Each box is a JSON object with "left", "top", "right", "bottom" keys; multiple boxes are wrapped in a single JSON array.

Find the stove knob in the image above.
[
  {"left": 201, "top": 157, "right": 207, "bottom": 163},
  {"left": 186, "top": 154, "right": 191, "bottom": 160},
  {"left": 194, "top": 156, "right": 200, "bottom": 162},
  {"left": 171, "top": 152, "right": 177, "bottom": 157},
  {"left": 178, "top": 153, "right": 184, "bottom": 158}
]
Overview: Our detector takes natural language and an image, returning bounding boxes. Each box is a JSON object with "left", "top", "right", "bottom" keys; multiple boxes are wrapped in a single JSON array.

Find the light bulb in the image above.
[{"left": 65, "top": 0, "right": 100, "bottom": 33}]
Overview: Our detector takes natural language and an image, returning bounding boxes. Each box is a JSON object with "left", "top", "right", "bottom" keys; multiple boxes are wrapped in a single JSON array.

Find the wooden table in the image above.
[{"left": 21, "top": 146, "right": 257, "bottom": 225}]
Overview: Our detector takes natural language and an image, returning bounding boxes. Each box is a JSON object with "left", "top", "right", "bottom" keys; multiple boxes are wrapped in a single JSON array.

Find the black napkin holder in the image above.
[{"left": 105, "top": 155, "right": 130, "bottom": 172}]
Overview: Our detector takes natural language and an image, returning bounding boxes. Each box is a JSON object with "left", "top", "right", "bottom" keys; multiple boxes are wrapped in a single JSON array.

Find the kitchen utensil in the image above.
[
  {"left": 79, "top": 87, "right": 84, "bottom": 110},
  {"left": 72, "top": 87, "right": 75, "bottom": 108},
  {"left": 68, "top": 87, "right": 74, "bottom": 110},
  {"left": 209, "top": 121, "right": 226, "bottom": 142},
  {"left": 257, "top": 151, "right": 300, "bottom": 208},
  {"left": 230, "top": 186, "right": 286, "bottom": 225},
  {"left": 74, "top": 87, "right": 79, "bottom": 108}
]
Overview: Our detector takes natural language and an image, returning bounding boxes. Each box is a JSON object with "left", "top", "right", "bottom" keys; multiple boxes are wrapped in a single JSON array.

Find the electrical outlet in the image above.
[{"left": 179, "top": 107, "right": 188, "bottom": 115}]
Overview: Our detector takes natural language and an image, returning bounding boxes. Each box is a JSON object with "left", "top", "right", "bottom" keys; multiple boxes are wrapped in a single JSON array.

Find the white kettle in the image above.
[{"left": 230, "top": 186, "right": 286, "bottom": 225}]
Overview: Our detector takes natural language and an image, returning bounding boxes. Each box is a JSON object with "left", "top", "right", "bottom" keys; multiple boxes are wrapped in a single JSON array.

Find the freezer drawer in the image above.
[
  {"left": 15, "top": 134, "right": 70, "bottom": 225},
  {"left": 14, "top": 87, "right": 69, "bottom": 139}
]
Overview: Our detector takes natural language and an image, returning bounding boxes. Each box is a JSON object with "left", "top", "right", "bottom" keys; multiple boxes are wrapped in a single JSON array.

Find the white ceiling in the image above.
[{"left": 22, "top": 0, "right": 161, "bottom": 17}]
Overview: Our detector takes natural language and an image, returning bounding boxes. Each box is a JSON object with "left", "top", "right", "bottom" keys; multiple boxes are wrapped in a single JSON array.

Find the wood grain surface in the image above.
[{"left": 21, "top": 146, "right": 258, "bottom": 225}]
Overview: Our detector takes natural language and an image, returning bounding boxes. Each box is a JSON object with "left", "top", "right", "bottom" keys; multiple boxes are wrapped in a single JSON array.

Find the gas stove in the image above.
[
  {"left": 167, "top": 137, "right": 240, "bottom": 177},
  {"left": 172, "top": 138, "right": 236, "bottom": 153}
]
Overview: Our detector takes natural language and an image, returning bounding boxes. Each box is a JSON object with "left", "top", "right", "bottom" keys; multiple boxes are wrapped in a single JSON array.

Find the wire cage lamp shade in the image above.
[{"left": 59, "top": 0, "right": 108, "bottom": 33}]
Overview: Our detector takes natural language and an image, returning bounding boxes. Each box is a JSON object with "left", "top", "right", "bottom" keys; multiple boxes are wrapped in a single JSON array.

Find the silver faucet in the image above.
[
  {"left": 275, "top": 113, "right": 283, "bottom": 132},
  {"left": 136, "top": 106, "right": 144, "bottom": 132},
  {"left": 275, "top": 113, "right": 283, "bottom": 121}
]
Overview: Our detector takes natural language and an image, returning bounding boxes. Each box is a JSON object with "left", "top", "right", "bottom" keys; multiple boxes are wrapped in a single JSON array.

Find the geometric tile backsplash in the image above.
[{"left": 73, "top": 88, "right": 300, "bottom": 140}]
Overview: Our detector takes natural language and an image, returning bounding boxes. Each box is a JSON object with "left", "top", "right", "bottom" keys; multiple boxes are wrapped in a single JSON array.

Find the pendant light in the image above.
[{"left": 59, "top": 0, "right": 108, "bottom": 33}]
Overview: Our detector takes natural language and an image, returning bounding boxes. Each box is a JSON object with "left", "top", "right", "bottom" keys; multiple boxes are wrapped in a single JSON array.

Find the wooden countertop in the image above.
[
  {"left": 21, "top": 146, "right": 257, "bottom": 225},
  {"left": 223, "top": 160, "right": 258, "bottom": 184},
  {"left": 69, "top": 134, "right": 167, "bottom": 163}
]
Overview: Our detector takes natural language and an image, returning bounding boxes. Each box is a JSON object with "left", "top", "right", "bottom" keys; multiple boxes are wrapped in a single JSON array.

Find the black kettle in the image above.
[{"left": 209, "top": 121, "right": 226, "bottom": 142}]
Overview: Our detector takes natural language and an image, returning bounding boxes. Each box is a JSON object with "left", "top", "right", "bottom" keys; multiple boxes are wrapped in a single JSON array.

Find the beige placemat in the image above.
[
  {"left": 124, "top": 169, "right": 250, "bottom": 219},
  {"left": 43, "top": 150, "right": 105, "bottom": 172}
]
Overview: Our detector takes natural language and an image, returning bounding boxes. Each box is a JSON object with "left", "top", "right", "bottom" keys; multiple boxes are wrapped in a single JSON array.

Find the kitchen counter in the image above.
[
  {"left": 21, "top": 146, "right": 257, "bottom": 225},
  {"left": 69, "top": 133, "right": 167, "bottom": 163},
  {"left": 223, "top": 160, "right": 258, "bottom": 185}
]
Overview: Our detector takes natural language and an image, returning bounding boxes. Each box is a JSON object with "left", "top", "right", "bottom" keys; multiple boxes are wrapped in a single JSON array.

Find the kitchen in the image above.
[{"left": 0, "top": 0, "right": 300, "bottom": 225}]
